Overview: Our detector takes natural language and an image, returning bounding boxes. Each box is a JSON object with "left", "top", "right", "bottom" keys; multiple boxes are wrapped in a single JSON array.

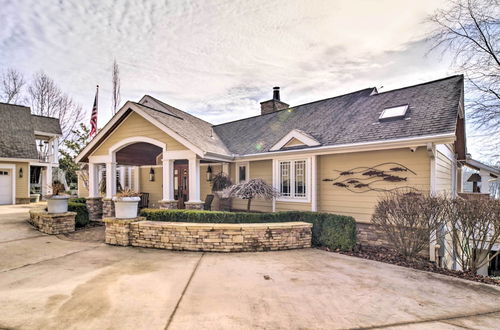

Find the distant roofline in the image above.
[
  {"left": 30, "top": 113, "right": 60, "bottom": 121},
  {"left": 0, "top": 102, "right": 30, "bottom": 109}
]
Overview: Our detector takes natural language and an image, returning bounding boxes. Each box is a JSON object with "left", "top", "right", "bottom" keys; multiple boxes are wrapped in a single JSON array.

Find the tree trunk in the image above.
[{"left": 247, "top": 198, "right": 252, "bottom": 212}]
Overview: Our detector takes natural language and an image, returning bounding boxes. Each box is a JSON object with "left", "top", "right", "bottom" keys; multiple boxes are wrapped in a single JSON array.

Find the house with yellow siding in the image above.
[
  {"left": 0, "top": 103, "right": 62, "bottom": 205},
  {"left": 77, "top": 75, "right": 475, "bottom": 241}
]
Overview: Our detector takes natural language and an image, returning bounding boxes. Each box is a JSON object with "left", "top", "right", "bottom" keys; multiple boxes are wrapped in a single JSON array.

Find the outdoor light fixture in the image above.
[
  {"left": 19, "top": 168, "right": 23, "bottom": 178},
  {"left": 206, "top": 165, "right": 213, "bottom": 182},
  {"left": 149, "top": 167, "right": 155, "bottom": 182}
]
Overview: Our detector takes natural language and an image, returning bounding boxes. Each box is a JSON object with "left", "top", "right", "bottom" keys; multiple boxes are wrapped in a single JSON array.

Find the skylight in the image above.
[{"left": 379, "top": 104, "right": 409, "bottom": 120}]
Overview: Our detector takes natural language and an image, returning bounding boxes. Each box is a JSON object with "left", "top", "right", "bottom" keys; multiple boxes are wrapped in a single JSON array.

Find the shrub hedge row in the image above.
[
  {"left": 68, "top": 202, "right": 89, "bottom": 227},
  {"left": 139, "top": 209, "right": 357, "bottom": 251}
]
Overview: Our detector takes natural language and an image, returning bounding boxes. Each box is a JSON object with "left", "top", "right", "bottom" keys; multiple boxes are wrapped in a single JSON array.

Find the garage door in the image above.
[{"left": 0, "top": 170, "right": 13, "bottom": 204}]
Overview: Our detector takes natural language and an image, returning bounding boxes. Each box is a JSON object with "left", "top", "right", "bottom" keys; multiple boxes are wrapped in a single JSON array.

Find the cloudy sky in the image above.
[{"left": 1, "top": 0, "right": 484, "bottom": 156}]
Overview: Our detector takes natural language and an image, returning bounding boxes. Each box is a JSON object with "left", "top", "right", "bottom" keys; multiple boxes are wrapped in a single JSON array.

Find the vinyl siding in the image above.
[
  {"left": 139, "top": 166, "right": 162, "bottom": 208},
  {"left": 200, "top": 164, "right": 222, "bottom": 202},
  {"left": 91, "top": 112, "right": 187, "bottom": 156},
  {"left": 0, "top": 161, "right": 29, "bottom": 199},
  {"left": 318, "top": 148, "right": 431, "bottom": 223},
  {"left": 435, "top": 150, "right": 453, "bottom": 194},
  {"left": 275, "top": 201, "right": 311, "bottom": 211},
  {"left": 231, "top": 160, "right": 273, "bottom": 212}
]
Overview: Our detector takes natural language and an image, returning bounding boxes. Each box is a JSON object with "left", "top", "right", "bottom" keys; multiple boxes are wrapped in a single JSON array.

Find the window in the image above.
[
  {"left": 236, "top": 162, "right": 249, "bottom": 183},
  {"left": 379, "top": 104, "right": 408, "bottom": 120},
  {"left": 278, "top": 159, "right": 308, "bottom": 199},
  {"left": 239, "top": 165, "right": 247, "bottom": 183}
]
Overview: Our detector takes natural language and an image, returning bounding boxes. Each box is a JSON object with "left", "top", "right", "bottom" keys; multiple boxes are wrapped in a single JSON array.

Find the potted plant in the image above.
[
  {"left": 113, "top": 189, "right": 141, "bottom": 219},
  {"left": 46, "top": 181, "right": 70, "bottom": 213}
]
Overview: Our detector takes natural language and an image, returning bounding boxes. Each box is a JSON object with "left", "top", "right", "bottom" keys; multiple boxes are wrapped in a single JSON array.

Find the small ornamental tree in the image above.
[
  {"left": 227, "top": 178, "right": 279, "bottom": 212},
  {"left": 372, "top": 191, "right": 446, "bottom": 259}
]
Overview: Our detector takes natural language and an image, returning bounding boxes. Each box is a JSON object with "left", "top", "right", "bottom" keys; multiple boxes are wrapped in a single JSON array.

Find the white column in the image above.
[
  {"left": 119, "top": 166, "right": 125, "bottom": 189},
  {"left": 311, "top": 155, "right": 317, "bottom": 212},
  {"left": 134, "top": 166, "right": 140, "bottom": 192},
  {"left": 52, "top": 137, "right": 59, "bottom": 163},
  {"left": 46, "top": 165, "right": 53, "bottom": 195},
  {"left": 88, "top": 163, "right": 98, "bottom": 197},
  {"left": 188, "top": 157, "right": 201, "bottom": 202},
  {"left": 105, "top": 162, "right": 116, "bottom": 198},
  {"left": 480, "top": 169, "right": 490, "bottom": 194},
  {"left": 162, "top": 159, "right": 174, "bottom": 201}
]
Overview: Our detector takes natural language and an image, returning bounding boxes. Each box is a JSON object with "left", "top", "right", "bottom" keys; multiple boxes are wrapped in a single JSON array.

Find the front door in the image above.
[{"left": 174, "top": 163, "right": 189, "bottom": 209}]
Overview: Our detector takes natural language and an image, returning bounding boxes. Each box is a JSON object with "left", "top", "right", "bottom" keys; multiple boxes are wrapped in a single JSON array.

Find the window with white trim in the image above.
[
  {"left": 236, "top": 162, "right": 249, "bottom": 183},
  {"left": 278, "top": 159, "right": 308, "bottom": 199}
]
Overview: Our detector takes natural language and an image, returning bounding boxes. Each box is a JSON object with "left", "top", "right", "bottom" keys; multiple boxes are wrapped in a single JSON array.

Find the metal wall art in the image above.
[{"left": 322, "top": 162, "right": 417, "bottom": 193}]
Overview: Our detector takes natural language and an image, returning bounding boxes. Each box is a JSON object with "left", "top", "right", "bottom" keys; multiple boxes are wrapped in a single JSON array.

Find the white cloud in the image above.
[{"left": 2, "top": 0, "right": 487, "bottom": 157}]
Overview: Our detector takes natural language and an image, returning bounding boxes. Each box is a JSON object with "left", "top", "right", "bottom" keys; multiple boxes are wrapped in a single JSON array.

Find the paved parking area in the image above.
[{"left": 1, "top": 204, "right": 499, "bottom": 329}]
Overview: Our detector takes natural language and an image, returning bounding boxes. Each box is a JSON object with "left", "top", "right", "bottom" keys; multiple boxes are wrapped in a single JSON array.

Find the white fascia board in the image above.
[
  {"left": 0, "top": 157, "right": 39, "bottom": 163},
  {"left": 75, "top": 102, "right": 134, "bottom": 163},
  {"left": 269, "top": 129, "right": 321, "bottom": 151},
  {"left": 465, "top": 158, "right": 500, "bottom": 176},
  {"left": 237, "top": 133, "right": 456, "bottom": 161}
]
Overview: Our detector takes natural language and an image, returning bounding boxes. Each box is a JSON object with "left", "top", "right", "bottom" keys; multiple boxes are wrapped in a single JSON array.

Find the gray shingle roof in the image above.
[
  {"left": 136, "top": 97, "right": 231, "bottom": 156},
  {"left": 32, "top": 115, "right": 62, "bottom": 135},
  {"left": 213, "top": 75, "right": 463, "bottom": 155},
  {"left": 0, "top": 103, "right": 62, "bottom": 160}
]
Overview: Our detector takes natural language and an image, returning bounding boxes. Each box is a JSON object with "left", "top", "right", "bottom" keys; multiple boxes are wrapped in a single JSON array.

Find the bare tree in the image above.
[
  {"left": 428, "top": 0, "right": 500, "bottom": 152},
  {"left": 27, "top": 71, "right": 84, "bottom": 139},
  {"left": 226, "top": 178, "right": 279, "bottom": 211},
  {"left": 442, "top": 197, "right": 500, "bottom": 274},
  {"left": 372, "top": 191, "right": 447, "bottom": 259},
  {"left": 112, "top": 59, "right": 121, "bottom": 114},
  {"left": 1, "top": 68, "right": 25, "bottom": 103}
]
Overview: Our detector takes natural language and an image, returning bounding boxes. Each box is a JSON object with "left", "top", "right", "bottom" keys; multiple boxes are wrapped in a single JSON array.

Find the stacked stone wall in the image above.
[{"left": 29, "top": 210, "right": 76, "bottom": 234}]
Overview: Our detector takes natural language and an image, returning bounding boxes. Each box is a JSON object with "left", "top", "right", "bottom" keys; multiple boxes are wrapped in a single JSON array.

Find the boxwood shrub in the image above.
[
  {"left": 68, "top": 202, "right": 89, "bottom": 227},
  {"left": 139, "top": 209, "right": 356, "bottom": 251}
]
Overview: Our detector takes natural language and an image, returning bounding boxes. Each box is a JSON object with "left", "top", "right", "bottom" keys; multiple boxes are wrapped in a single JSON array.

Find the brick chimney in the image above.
[{"left": 260, "top": 86, "right": 289, "bottom": 115}]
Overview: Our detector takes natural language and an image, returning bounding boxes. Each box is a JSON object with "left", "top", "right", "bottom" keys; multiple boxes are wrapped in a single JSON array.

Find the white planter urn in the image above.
[
  {"left": 47, "top": 195, "right": 70, "bottom": 213},
  {"left": 113, "top": 196, "right": 141, "bottom": 219}
]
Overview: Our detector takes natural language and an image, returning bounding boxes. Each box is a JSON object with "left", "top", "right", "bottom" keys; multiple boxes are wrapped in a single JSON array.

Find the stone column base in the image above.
[
  {"left": 184, "top": 201, "right": 205, "bottom": 210},
  {"left": 86, "top": 197, "right": 103, "bottom": 221},
  {"left": 158, "top": 200, "right": 178, "bottom": 209},
  {"left": 103, "top": 198, "right": 115, "bottom": 218},
  {"left": 103, "top": 217, "right": 145, "bottom": 246},
  {"left": 29, "top": 209, "right": 76, "bottom": 234}
]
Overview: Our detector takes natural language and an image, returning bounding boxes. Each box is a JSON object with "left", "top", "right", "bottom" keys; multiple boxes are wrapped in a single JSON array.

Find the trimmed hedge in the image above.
[
  {"left": 139, "top": 209, "right": 357, "bottom": 251},
  {"left": 68, "top": 202, "right": 89, "bottom": 227},
  {"left": 70, "top": 197, "right": 87, "bottom": 204}
]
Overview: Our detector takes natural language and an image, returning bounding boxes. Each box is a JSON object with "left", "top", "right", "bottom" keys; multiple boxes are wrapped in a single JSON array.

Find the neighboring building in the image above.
[
  {"left": 0, "top": 103, "right": 62, "bottom": 204},
  {"left": 460, "top": 156, "right": 500, "bottom": 199},
  {"left": 76, "top": 75, "right": 468, "bottom": 246}
]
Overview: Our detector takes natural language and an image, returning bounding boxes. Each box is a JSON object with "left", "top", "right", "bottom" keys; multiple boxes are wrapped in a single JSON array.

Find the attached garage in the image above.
[{"left": 0, "top": 166, "right": 15, "bottom": 205}]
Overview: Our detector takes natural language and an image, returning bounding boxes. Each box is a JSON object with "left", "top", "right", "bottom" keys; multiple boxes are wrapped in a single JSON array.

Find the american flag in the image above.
[{"left": 89, "top": 85, "right": 98, "bottom": 137}]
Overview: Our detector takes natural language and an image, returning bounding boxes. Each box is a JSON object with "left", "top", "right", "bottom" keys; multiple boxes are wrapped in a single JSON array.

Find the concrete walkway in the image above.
[{"left": 0, "top": 204, "right": 499, "bottom": 330}]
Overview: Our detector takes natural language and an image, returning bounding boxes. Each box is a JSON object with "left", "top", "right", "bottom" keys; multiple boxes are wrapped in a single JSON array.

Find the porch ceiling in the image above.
[{"left": 116, "top": 142, "right": 162, "bottom": 166}]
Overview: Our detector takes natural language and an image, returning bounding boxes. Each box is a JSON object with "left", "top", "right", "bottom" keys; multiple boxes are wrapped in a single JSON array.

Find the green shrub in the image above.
[
  {"left": 68, "top": 202, "right": 89, "bottom": 227},
  {"left": 69, "top": 197, "right": 87, "bottom": 204},
  {"left": 139, "top": 209, "right": 357, "bottom": 251}
]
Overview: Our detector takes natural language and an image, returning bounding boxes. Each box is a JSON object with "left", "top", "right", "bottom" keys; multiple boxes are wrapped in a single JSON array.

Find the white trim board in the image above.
[{"left": 270, "top": 129, "right": 321, "bottom": 151}]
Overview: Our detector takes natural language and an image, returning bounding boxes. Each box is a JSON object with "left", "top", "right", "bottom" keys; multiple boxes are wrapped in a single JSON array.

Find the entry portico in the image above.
[{"left": 77, "top": 96, "right": 232, "bottom": 212}]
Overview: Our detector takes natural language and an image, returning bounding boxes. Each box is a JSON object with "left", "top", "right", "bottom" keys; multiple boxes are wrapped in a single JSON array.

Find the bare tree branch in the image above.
[
  {"left": 112, "top": 59, "right": 121, "bottom": 115},
  {"left": 27, "top": 71, "right": 84, "bottom": 140},
  {"left": 1, "top": 68, "right": 25, "bottom": 103}
]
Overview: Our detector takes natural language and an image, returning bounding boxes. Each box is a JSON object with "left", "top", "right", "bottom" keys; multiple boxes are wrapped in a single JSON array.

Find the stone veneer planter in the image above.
[
  {"left": 103, "top": 219, "right": 312, "bottom": 252},
  {"left": 29, "top": 209, "right": 76, "bottom": 235}
]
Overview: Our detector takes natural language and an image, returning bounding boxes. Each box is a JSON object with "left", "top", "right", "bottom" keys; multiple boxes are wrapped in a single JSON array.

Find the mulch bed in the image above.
[{"left": 320, "top": 245, "right": 500, "bottom": 286}]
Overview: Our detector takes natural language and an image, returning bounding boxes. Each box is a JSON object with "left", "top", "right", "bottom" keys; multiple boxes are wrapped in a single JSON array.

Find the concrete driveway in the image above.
[{"left": 1, "top": 204, "right": 499, "bottom": 330}]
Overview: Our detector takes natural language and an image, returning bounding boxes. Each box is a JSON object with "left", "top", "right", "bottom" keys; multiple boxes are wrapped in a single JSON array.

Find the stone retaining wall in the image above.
[
  {"left": 29, "top": 209, "right": 76, "bottom": 234},
  {"left": 86, "top": 197, "right": 103, "bottom": 221},
  {"left": 103, "top": 219, "right": 312, "bottom": 252}
]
